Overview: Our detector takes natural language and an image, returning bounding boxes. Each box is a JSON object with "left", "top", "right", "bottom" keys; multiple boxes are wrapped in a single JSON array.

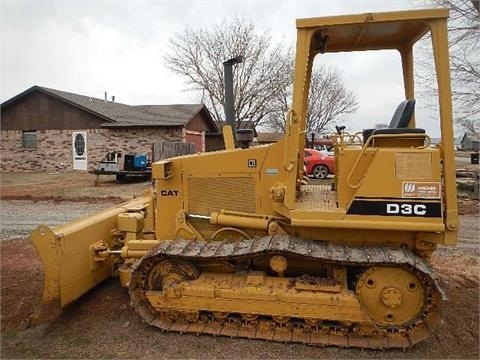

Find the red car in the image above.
[{"left": 304, "top": 148, "right": 335, "bottom": 179}]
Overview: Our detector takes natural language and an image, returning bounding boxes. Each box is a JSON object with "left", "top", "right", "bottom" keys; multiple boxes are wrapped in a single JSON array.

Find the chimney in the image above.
[
  {"left": 111, "top": 95, "right": 115, "bottom": 102},
  {"left": 104, "top": 91, "right": 107, "bottom": 102}
]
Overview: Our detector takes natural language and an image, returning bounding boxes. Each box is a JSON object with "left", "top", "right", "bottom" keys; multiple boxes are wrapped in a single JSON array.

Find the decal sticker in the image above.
[
  {"left": 266, "top": 168, "right": 278, "bottom": 176},
  {"left": 160, "top": 190, "right": 180, "bottom": 197},
  {"left": 402, "top": 182, "right": 441, "bottom": 199},
  {"left": 347, "top": 199, "right": 442, "bottom": 217},
  {"left": 248, "top": 159, "right": 257, "bottom": 168}
]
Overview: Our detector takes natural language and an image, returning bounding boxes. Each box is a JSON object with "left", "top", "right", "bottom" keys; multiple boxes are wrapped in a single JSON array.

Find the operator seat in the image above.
[
  {"left": 363, "top": 99, "right": 425, "bottom": 143},
  {"left": 388, "top": 99, "right": 416, "bottom": 128}
]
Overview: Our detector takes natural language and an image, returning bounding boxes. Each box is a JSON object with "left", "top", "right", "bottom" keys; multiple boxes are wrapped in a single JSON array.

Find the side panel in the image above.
[{"left": 153, "top": 141, "right": 287, "bottom": 240}]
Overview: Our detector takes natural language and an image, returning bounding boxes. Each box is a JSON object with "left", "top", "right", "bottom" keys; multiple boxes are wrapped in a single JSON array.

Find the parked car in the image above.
[
  {"left": 304, "top": 148, "right": 335, "bottom": 179},
  {"left": 315, "top": 144, "right": 335, "bottom": 156}
]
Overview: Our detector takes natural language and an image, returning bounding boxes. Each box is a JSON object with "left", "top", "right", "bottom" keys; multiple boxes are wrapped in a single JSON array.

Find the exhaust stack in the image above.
[{"left": 223, "top": 56, "right": 244, "bottom": 147}]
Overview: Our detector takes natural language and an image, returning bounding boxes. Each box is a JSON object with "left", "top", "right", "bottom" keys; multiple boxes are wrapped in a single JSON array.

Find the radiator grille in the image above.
[{"left": 188, "top": 177, "right": 256, "bottom": 215}]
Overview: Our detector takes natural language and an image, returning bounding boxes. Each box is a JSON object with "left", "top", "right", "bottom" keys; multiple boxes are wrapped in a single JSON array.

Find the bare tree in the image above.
[
  {"left": 263, "top": 80, "right": 292, "bottom": 133},
  {"left": 165, "top": 17, "right": 292, "bottom": 130},
  {"left": 306, "top": 66, "right": 359, "bottom": 134},
  {"left": 266, "top": 65, "right": 359, "bottom": 134},
  {"left": 416, "top": 0, "right": 480, "bottom": 133},
  {"left": 165, "top": 18, "right": 358, "bottom": 134}
]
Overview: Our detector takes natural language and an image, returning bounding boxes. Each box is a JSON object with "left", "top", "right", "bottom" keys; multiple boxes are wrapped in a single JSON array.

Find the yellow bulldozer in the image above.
[{"left": 31, "top": 8, "right": 458, "bottom": 349}]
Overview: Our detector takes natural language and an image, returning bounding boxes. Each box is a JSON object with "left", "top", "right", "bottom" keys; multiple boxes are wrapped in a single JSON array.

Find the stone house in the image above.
[{"left": 0, "top": 86, "right": 218, "bottom": 172}]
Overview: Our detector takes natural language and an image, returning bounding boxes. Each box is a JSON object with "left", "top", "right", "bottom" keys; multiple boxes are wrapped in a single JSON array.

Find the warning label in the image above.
[{"left": 402, "top": 182, "right": 441, "bottom": 199}]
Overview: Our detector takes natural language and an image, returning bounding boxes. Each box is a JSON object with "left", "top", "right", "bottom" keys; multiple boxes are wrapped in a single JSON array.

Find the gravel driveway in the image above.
[
  {"left": 0, "top": 200, "right": 116, "bottom": 240},
  {"left": 1, "top": 200, "right": 477, "bottom": 247}
]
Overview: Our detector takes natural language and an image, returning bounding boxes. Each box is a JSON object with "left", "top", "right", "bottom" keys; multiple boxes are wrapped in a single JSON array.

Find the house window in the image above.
[{"left": 22, "top": 130, "right": 37, "bottom": 149}]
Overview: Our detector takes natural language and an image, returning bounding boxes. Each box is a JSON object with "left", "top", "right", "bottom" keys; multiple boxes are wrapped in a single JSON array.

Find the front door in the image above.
[{"left": 72, "top": 131, "right": 87, "bottom": 170}]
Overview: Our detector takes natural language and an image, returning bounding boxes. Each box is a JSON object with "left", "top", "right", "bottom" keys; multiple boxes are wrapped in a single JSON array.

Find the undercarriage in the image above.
[{"left": 129, "top": 236, "right": 441, "bottom": 349}]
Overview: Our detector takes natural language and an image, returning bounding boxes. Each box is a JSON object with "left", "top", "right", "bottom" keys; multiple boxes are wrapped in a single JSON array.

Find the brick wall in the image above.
[
  {"left": 184, "top": 129, "right": 205, "bottom": 152},
  {"left": 0, "top": 127, "right": 183, "bottom": 172}
]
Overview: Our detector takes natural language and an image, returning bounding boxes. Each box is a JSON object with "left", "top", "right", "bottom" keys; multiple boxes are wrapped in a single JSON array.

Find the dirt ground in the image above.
[
  {"left": 0, "top": 171, "right": 150, "bottom": 202},
  {"left": 1, "top": 170, "right": 479, "bottom": 359}
]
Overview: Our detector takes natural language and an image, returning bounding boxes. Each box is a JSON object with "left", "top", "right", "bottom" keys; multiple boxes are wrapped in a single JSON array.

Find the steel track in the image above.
[{"left": 129, "top": 235, "right": 442, "bottom": 349}]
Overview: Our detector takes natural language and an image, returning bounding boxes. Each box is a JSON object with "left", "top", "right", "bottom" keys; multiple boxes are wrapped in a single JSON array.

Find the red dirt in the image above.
[
  {"left": 1, "top": 239, "right": 43, "bottom": 332},
  {"left": 0, "top": 171, "right": 150, "bottom": 202}
]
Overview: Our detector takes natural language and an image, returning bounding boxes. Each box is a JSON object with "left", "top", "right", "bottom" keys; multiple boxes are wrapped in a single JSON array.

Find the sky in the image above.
[{"left": 0, "top": 0, "right": 443, "bottom": 136}]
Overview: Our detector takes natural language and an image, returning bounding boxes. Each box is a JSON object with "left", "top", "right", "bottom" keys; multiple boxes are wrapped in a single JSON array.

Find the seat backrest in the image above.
[{"left": 389, "top": 99, "right": 415, "bottom": 128}]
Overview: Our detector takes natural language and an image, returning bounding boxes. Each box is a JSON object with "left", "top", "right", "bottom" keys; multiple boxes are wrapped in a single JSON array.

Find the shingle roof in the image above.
[
  {"left": 465, "top": 133, "right": 480, "bottom": 142},
  {"left": 100, "top": 104, "right": 207, "bottom": 128},
  {"left": 257, "top": 132, "right": 283, "bottom": 142},
  {"left": 1, "top": 86, "right": 218, "bottom": 131}
]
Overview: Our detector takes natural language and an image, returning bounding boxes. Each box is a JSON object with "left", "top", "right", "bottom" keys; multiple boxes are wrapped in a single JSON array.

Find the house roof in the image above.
[
  {"left": 461, "top": 132, "right": 480, "bottom": 143},
  {"left": 256, "top": 132, "right": 284, "bottom": 143},
  {"left": 1, "top": 86, "right": 218, "bottom": 132}
]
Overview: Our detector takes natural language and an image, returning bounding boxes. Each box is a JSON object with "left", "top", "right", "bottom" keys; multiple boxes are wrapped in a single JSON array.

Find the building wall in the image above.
[
  {"left": 184, "top": 130, "right": 204, "bottom": 152},
  {"left": 461, "top": 137, "right": 472, "bottom": 150},
  {"left": 461, "top": 137, "right": 480, "bottom": 151},
  {"left": 0, "top": 127, "right": 183, "bottom": 172},
  {"left": 185, "top": 111, "right": 216, "bottom": 133},
  {"left": 205, "top": 133, "right": 226, "bottom": 152}
]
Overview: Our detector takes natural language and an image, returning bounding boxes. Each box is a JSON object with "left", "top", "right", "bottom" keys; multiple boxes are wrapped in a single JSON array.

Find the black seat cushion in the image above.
[
  {"left": 373, "top": 127, "right": 425, "bottom": 135},
  {"left": 389, "top": 99, "right": 416, "bottom": 128}
]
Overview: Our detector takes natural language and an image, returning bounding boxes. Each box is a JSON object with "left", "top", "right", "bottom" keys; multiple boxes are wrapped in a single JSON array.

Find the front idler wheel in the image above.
[{"left": 355, "top": 266, "right": 425, "bottom": 326}]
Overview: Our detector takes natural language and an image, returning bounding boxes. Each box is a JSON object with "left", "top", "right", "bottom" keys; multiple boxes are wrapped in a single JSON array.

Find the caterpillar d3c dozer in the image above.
[{"left": 31, "top": 8, "right": 458, "bottom": 349}]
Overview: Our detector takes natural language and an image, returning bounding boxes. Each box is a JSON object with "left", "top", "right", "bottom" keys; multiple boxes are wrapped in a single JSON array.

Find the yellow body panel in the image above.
[
  {"left": 152, "top": 135, "right": 452, "bottom": 245},
  {"left": 146, "top": 272, "right": 368, "bottom": 323},
  {"left": 30, "top": 194, "right": 155, "bottom": 313}
]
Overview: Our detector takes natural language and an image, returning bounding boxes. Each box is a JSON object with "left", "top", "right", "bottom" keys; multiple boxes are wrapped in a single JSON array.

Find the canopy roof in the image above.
[{"left": 297, "top": 8, "right": 449, "bottom": 52}]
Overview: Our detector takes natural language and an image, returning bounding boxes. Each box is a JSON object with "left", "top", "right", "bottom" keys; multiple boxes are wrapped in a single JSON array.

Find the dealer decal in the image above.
[{"left": 402, "top": 182, "right": 441, "bottom": 199}]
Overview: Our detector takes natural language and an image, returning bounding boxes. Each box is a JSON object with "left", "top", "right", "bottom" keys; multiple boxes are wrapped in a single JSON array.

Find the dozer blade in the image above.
[{"left": 29, "top": 194, "right": 153, "bottom": 322}]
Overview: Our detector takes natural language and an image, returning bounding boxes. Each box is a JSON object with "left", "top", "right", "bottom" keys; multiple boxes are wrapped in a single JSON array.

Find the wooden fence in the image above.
[{"left": 153, "top": 142, "right": 196, "bottom": 162}]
